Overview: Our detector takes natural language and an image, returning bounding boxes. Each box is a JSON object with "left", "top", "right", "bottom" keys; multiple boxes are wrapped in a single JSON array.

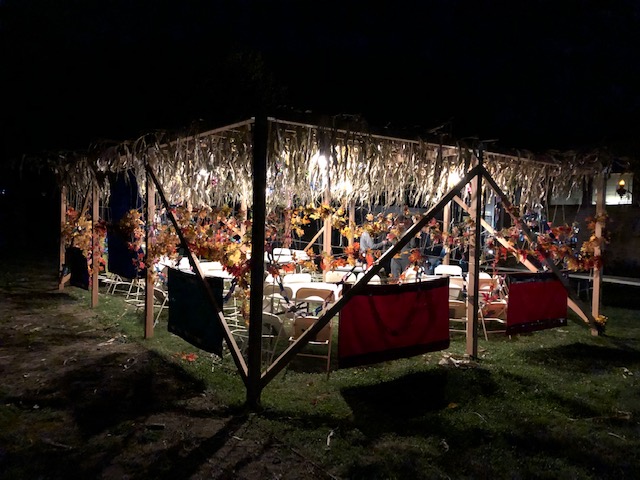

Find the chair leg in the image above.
[{"left": 480, "top": 315, "right": 489, "bottom": 341}]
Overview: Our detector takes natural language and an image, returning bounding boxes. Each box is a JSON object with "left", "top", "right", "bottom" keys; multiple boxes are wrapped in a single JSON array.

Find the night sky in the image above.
[
  {"left": 3, "top": 0, "right": 640, "bottom": 162},
  {"left": 1, "top": 0, "right": 638, "bottom": 254}
]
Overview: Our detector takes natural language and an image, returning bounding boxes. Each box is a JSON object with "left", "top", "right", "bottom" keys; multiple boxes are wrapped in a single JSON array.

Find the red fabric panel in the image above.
[
  {"left": 506, "top": 273, "right": 568, "bottom": 335},
  {"left": 338, "top": 278, "right": 450, "bottom": 368}
]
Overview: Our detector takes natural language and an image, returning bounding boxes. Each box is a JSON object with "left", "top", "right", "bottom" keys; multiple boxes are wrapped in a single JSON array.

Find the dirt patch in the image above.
[{"left": 0, "top": 262, "right": 332, "bottom": 479}]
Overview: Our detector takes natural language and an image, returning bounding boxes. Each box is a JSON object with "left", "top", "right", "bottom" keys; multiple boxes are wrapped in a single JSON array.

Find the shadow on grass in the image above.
[
  {"left": 2, "top": 290, "right": 78, "bottom": 309},
  {"left": 522, "top": 341, "right": 640, "bottom": 373},
  {"left": 2, "top": 348, "right": 257, "bottom": 479},
  {"left": 6, "top": 350, "right": 208, "bottom": 437},
  {"left": 341, "top": 368, "right": 498, "bottom": 432}
]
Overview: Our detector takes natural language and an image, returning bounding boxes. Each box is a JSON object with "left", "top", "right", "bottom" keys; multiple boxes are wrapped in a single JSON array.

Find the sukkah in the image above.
[{"left": 46, "top": 115, "right": 612, "bottom": 407}]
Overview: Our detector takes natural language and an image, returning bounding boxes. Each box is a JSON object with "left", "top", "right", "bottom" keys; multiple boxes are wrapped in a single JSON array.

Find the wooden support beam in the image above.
[
  {"left": 443, "top": 202, "right": 451, "bottom": 265},
  {"left": 322, "top": 164, "right": 332, "bottom": 261},
  {"left": 90, "top": 183, "right": 100, "bottom": 308},
  {"left": 261, "top": 164, "right": 484, "bottom": 388},
  {"left": 466, "top": 150, "right": 482, "bottom": 358},
  {"left": 348, "top": 199, "right": 355, "bottom": 246},
  {"left": 452, "top": 194, "right": 591, "bottom": 325},
  {"left": 481, "top": 167, "right": 598, "bottom": 333},
  {"left": 453, "top": 195, "right": 539, "bottom": 272},
  {"left": 592, "top": 172, "right": 605, "bottom": 320},
  {"left": 145, "top": 161, "right": 249, "bottom": 383},
  {"left": 304, "top": 226, "right": 325, "bottom": 252},
  {"left": 246, "top": 114, "right": 269, "bottom": 409},
  {"left": 58, "top": 186, "right": 68, "bottom": 291},
  {"left": 144, "top": 171, "right": 155, "bottom": 338}
]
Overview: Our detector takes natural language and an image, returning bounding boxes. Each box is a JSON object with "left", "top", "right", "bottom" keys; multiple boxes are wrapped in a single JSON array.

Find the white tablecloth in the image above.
[{"left": 264, "top": 280, "right": 341, "bottom": 300}]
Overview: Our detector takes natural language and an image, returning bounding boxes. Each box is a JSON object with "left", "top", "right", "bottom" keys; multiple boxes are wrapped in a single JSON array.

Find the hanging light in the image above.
[{"left": 616, "top": 178, "right": 627, "bottom": 198}]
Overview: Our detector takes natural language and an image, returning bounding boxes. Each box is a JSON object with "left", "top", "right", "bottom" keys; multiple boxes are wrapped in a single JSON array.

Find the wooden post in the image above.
[
  {"left": 322, "top": 159, "right": 332, "bottom": 260},
  {"left": 90, "top": 183, "right": 100, "bottom": 308},
  {"left": 58, "top": 186, "right": 67, "bottom": 291},
  {"left": 239, "top": 197, "right": 247, "bottom": 237},
  {"left": 144, "top": 170, "right": 155, "bottom": 338},
  {"left": 466, "top": 150, "right": 482, "bottom": 358},
  {"left": 246, "top": 114, "right": 268, "bottom": 409},
  {"left": 443, "top": 202, "right": 451, "bottom": 265},
  {"left": 592, "top": 172, "right": 605, "bottom": 322},
  {"left": 348, "top": 199, "right": 356, "bottom": 246}
]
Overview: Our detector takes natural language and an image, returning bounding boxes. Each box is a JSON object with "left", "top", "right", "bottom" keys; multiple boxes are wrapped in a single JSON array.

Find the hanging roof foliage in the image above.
[{"left": 39, "top": 116, "right": 610, "bottom": 209}]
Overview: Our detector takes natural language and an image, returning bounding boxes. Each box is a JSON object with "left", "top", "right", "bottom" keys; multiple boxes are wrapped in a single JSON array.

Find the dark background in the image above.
[{"left": 1, "top": 0, "right": 639, "bottom": 252}]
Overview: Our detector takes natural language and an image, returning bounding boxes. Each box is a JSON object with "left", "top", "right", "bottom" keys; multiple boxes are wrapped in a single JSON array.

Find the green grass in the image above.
[{"left": 35, "top": 285, "right": 640, "bottom": 478}]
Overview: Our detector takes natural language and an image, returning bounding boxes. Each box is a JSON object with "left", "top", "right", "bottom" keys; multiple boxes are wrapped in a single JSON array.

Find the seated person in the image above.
[
  {"left": 359, "top": 226, "right": 388, "bottom": 268},
  {"left": 388, "top": 216, "right": 417, "bottom": 279}
]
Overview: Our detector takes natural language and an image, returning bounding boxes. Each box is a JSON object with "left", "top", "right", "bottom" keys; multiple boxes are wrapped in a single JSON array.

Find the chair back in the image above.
[
  {"left": 283, "top": 273, "right": 313, "bottom": 284},
  {"left": 434, "top": 264, "right": 463, "bottom": 276},
  {"left": 295, "top": 287, "right": 335, "bottom": 304},
  {"left": 262, "top": 312, "right": 284, "bottom": 335},
  {"left": 272, "top": 247, "right": 292, "bottom": 257},
  {"left": 263, "top": 284, "right": 293, "bottom": 299},
  {"left": 262, "top": 284, "right": 293, "bottom": 313},
  {"left": 449, "top": 299, "right": 467, "bottom": 319},
  {"left": 293, "top": 316, "right": 331, "bottom": 342},
  {"left": 481, "top": 299, "right": 507, "bottom": 319},
  {"left": 324, "top": 270, "right": 346, "bottom": 283},
  {"left": 356, "top": 272, "right": 381, "bottom": 284}
]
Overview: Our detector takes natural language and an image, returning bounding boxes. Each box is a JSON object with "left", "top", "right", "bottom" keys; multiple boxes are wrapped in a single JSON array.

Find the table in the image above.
[{"left": 264, "top": 281, "right": 341, "bottom": 300}]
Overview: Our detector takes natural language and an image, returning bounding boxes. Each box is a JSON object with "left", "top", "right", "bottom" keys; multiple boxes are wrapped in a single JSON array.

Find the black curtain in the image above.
[{"left": 107, "top": 172, "right": 143, "bottom": 279}]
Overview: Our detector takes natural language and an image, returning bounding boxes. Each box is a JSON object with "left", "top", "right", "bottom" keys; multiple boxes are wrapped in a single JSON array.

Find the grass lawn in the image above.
[
  {"left": 1, "top": 258, "right": 638, "bottom": 479},
  {"left": 88, "top": 283, "right": 640, "bottom": 479}
]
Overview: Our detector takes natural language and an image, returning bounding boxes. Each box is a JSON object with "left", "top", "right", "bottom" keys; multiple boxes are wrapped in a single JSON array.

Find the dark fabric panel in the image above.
[
  {"left": 167, "top": 268, "right": 225, "bottom": 356},
  {"left": 338, "top": 278, "right": 450, "bottom": 368},
  {"left": 506, "top": 272, "right": 568, "bottom": 335},
  {"left": 66, "top": 246, "right": 89, "bottom": 290},
  {"left": 107, "top": 172, "right": 143, "bottom": 279}
]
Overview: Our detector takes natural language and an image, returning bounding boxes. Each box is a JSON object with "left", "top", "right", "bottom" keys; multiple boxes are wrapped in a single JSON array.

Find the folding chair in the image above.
[
  {"left": 152, "top": 287, "right": 169, "bottom": 326},
  {"left": 103, "top": 273, "right": 134, "bottom": 295},
  {"left": 448, "top": 299, "right": 467, "bottom": 334},
  {"left": 479, "top": 299, "right": 508, "bottom": 340},
  {"left": 262, "top": 284, "right": 294, "bottom": 315},
  {"left": 282, "top": 273, "right": 313, "bottom": 284},
  {"left": 355, "top": 272, "right": 382, "bottom": 284},
  {"left": 288, "top": 315, "right": 332, "bottom": 377},
  {"left": 324, "top": 270, "right": 346, "bottom": 283},
  {"left": 261, "top": 312, "right": 287, "bottom": 365},
  {"left": 294, "top": 287, "right": 336, "bottom": 316},
  {"left": 434, "top": 264, "right": 463, "bottom": 276}
]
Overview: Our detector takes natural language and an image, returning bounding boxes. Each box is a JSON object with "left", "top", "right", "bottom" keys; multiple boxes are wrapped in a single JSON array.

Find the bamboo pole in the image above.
[
  {"left": 246, "top": 114, "right": 269, "bottom": 409},
  {"left": 261, "top": 165, "right": 483, "bottom": 388},
  {"left": 144, "top": 170, "right": 155, "bottom": 338},
  {"left": 466, "top": 149, "right": 482, "bottom": 358},
  {"left": 90, "top": 182, "right": 100, "bottom": 308},
  {"left": 145, "top": 161, "right": 249, "bottom": 382},
  {"left": 592, "top": 172, "right": 605, "bottom": 320}
]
